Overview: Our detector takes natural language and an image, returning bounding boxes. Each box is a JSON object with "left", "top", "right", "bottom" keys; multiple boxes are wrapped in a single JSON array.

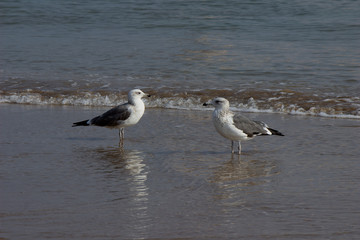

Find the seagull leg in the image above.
[
  {"left": 121, "top": 128, "right": 125, "bottom": 145},
  {"left": 119, "top": 128, "right": 121, "bottom": 147},
  {"left": 231, "top": 141, "right": 235, "bottom": 154},
  {"left": 238, "top": 141, "right": 241, "bottom": 155},
  {"left": 118, "top": 128, "right": 124, "bottom": 148}
]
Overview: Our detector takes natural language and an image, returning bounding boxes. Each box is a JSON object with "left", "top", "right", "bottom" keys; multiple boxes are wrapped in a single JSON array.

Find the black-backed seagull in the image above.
[
  {"left": 72, "top": 89, "right": 150, "bottom": 146},
  {"left": 203, "top": 97, "right": 284, "bottom": 154}
]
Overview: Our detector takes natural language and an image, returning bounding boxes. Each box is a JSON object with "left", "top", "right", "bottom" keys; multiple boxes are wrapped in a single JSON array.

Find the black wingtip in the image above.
[
  {"left": 72, "top": 120, "right": 90, "bottom": 127},
  {"left": 268, "top": 128, "right": 284, "bottom": 136}
]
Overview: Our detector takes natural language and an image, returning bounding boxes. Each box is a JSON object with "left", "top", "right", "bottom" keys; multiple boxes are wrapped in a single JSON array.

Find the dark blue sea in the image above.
[
  {"left": 1, "top": 0, "right": 359, "bottom": 117},
  {"left": 1, "top": 1, "right": 360, "bottom": 239}
]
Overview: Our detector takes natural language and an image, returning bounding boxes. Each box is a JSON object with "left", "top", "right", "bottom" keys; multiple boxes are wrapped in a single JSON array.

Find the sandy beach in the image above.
[
  {"left": 2, "top": 1, "right": 360, "bottom": 239},
  {"left": 1, "top": 103, "right": 359, "bottom": 239}
]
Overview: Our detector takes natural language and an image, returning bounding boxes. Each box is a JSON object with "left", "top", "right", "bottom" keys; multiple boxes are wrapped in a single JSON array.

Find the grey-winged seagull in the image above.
[
  {"left": 203, "top": 97, "right": 284, "bottom": 154},
  {"left": 72, "top": 89, "right": 150, "bottom": 147}
]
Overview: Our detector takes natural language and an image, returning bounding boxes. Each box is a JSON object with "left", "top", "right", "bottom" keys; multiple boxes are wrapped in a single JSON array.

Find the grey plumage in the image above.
[
  {"left": 86, "top": 104, "right": 131, "bottom": 127},
  {"left": 233, "top": 115, "right": 284, "bottom": 137},
  {"left": 233, "top": 114, "right": 271, "bottom": 137},
  {"left": 204, "top": 97, "right": 284, "bottom": 154},
  {"left": 72, "top": 89, "right": 150, "bottom": 146}
]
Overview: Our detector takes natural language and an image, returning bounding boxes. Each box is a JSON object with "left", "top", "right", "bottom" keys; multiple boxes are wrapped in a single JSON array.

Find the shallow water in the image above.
[
  {"left": 1, "top": 104, "right": 359, "bottom": 239},
  {"left": 1, "top": 0, "right": 360, "bottom": 117}
]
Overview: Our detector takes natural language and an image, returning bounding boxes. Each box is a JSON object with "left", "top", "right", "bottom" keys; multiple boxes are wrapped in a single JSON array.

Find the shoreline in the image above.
[
  {"left": 1, "top": 101, "right": 360, "bottom": 120},
  {"left": 1, "top": 87, "right": 360, "bottom": 119},
  {"left": 1, "top": 103, "right": 359, "bottom": 239}
]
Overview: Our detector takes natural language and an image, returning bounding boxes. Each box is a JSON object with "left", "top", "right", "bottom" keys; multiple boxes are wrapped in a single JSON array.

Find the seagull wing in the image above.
[
  {"left": 233, "top": 114, "right": 270, "bottom": 137},
  {"left": 90, "top": 103, "right": 132, "bottom": 127}
]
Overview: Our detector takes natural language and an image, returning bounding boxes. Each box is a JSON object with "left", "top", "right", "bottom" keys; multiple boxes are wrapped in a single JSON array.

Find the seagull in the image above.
[
  {"left": 203, "top": 97, "right": 284, "bottom": 154},
  {"left": 72, "top": 89, "right": 150, "bottom": 147}
]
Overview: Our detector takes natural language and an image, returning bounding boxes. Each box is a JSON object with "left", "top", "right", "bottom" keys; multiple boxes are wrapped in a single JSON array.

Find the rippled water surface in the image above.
[
  {"left": 1, "top": 104, "right": 359, "bottom": 239},
  {"left": 1, "top": 0, "right": 360, "bottom": 117}
]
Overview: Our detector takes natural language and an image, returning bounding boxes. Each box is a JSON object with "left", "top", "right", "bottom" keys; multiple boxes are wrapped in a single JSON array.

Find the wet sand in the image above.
[{"left": 1, "top": 104, "right": 359, "bottom": 239}]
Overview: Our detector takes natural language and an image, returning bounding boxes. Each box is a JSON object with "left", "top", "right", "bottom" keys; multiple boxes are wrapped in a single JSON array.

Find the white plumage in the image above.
[
  {"left": 73, "top": 89, "right": 150, "bottom": 146},
  {"left": 204, "top": 97, "right": 284, "bottom": 154}
]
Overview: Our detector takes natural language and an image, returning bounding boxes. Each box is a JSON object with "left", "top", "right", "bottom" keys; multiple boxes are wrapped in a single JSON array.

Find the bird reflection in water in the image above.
[
  {"left": 210, "top": 155, "right": 280, "bottom": 204},
  {"left": 212, "top": 156, "right": 278, "bottom": 184},
  {"left": 94, "top": 147, "right": 149, "bottom": 201},
  {"left": 93, "top": 147, "right": 151, "bottom": 234}
]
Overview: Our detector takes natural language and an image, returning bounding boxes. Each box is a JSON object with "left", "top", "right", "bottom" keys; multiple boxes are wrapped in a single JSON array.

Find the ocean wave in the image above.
[{"left": 1, "top": 89, "right": 359, "bottom": 119}]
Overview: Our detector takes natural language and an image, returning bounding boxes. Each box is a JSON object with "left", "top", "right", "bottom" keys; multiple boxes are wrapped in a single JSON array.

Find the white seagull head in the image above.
[
  {"left": 204, "top": 97, "right": 230, "bottom": 110},
  {"left": 128, "top": 89, "right": 151, "bottom": 100}
]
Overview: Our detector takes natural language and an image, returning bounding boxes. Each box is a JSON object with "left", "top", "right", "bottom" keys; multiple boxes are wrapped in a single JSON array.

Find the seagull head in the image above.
[
  {"left": 128, "top": 89, "right": 151, "bottom": 100},
  {"left": 203, "top": 97, "right": 230, "bottom": 110}
]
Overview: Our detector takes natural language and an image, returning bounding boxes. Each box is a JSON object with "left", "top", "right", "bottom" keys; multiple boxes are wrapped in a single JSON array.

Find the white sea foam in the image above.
[
  {"left": 1, "top": 92, "right": 360, "bottom": 119},
  {"left": 0, "top": 92, "right": 124, "bottom": 107}
]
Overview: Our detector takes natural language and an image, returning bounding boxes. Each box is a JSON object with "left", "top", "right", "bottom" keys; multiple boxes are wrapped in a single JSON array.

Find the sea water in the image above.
[
  {"left": 1, "top": 104, "right": 360, "bottom": 239},
  {"left": 1, "top": 0, "right": 360, "bottom": 117}
]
